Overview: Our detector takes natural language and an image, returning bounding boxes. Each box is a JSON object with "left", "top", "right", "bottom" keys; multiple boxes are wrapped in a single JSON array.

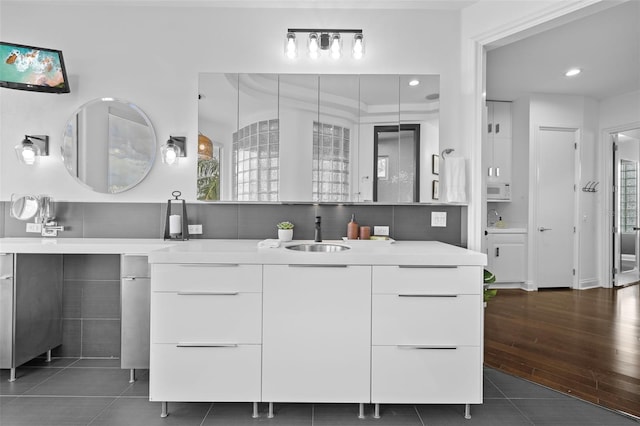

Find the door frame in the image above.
[
  {"left": 528, "top": 126, "right": 580, "bottom": 290},
  {"left": 601, "top": 121, "right": 640, "bottom": 288}
]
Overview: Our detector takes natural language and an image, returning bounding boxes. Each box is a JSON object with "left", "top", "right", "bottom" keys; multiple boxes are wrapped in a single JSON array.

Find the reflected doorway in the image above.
[
  {"left": 613, "top": 128, "right": 640, "bottom": 287},
  {"left": 373, "top": 124, "right": 420, "bottom": 203}
]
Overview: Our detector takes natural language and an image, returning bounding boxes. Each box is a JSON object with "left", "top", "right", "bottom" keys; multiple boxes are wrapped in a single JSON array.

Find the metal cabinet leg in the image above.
[
  {"left": 268, "top": 402, "right": 274, "bottom": 418},
  {"left": 161, "top": 402, "right": 169, "bottom": 418},
  {"left": 358, "top": 403, "right": 365, "bottom": 419},
  {"left": 252, "top": 402, "right": 259, "bottom": 418},
  {"left": 9, "top": 368, "right": 16, "bottom": 382},
  {"left": 374, "top": 403, "right": 381, "bottom": 419},
  {"left": 46, "top": 349, "right": 52, "bottom": 362},
  {"left": 129, "top": 369, "right": 136, "bottom": 384},
  {"left": 464, "top": 403, "right": 471, "bottom": 419}
]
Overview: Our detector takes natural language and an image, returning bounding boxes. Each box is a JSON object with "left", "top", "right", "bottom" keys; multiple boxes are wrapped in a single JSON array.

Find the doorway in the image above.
[
  {"left": 372, "top": 124, "right": 420, "bottom": 203},
  {"left": 612, "top": 128, "right": 640, "bottom": 287}
]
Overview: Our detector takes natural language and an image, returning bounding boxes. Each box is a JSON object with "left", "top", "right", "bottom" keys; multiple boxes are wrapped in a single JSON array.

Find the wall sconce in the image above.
[
  {"left": 161, "top": 136, "right": 186, "bottom": 165},
  {"left": 14, "top": 135, "right": 49, "bottom": 165},
  {"left": 285, "top": 29, "right": 364, "bottom": 60}
]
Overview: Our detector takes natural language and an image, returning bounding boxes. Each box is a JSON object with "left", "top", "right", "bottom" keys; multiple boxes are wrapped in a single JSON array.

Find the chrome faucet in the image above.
[
  {"left": 38, "top": 196, "right": 64, "bottom": 237},
  {"left": 487, "top": 209, "right": 499, "bottom": 228},
  {"left": 314, "top": 216, "right": 322, "bottom": 242}
]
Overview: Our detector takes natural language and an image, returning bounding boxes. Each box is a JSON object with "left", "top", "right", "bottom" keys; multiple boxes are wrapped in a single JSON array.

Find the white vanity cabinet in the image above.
[
  {"left": 149, "top": 263, "right": 262, "bottom": 403},
  {"left": 486, "top": 232, "right": 527, "bottom": 283},
  {"left": 262, "top": 264, "right": 371, "bottom": 403},
  {"left": 371, "top": 266, "right": 483, "bottom": 404},
  {"left": 120, "top": 255, "right": 151, "bottom": 382}
]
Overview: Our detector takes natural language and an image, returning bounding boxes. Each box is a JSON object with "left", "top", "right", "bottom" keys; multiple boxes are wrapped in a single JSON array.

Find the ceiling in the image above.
[{"left": 486, "top": 0, "right": 640, "bottom": 101}]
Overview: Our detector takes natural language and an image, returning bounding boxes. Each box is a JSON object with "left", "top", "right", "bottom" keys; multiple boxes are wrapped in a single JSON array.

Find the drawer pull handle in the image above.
[
  {"left": 0, "top": 275, "right": 13, "bottom": 280},
  {"left": 177, "top": 343, "right": 238, "bottom": 348},
  {"left": 398, "top": 345, "right": 457, "bottom": 350},
  {"left": 177, "top": 291, "right": 239, "bottom": 296},
  {"left": 398, "top": 294, "right": 458, "bottom": 298},
  {"left": 179, "top": 264, "right": 239, "bottom": 267},
  {"left": 397, "top": 265, "right": 458, "bottom": 269},
  {"left": 288, "top": 264, "right": 348, "bottom": 268}
]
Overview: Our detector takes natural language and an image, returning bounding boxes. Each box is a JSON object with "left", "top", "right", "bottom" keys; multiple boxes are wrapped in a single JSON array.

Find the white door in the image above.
[{"left": 535, "top": 127, "right": 577, "bottom": 288}]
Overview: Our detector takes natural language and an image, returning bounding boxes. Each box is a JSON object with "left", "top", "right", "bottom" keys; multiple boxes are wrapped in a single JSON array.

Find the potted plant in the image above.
[
  {"left": 277, "top": 221, "right": 294, "bottom": 242},
  {"left": 484, "top": 269, "right": 497, "bottom": 307}
]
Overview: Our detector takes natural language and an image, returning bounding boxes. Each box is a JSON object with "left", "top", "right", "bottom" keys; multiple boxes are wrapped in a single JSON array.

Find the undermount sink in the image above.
[{"left": 285, "top": 243, "right": 351, "bottom": 252}]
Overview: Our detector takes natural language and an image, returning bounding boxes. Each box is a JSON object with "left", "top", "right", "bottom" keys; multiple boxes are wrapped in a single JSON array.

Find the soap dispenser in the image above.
[
  {"left": 347, "top": 214, "right": 359, "bottom": 239},
  {"left": 495, "top": 217, "right": 506, "bottom": 229}
]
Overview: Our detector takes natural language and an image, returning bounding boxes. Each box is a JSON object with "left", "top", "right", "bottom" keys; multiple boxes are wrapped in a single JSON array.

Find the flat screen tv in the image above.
[{"left": 0, "top": 41, "right": 70, "bottom": 93}]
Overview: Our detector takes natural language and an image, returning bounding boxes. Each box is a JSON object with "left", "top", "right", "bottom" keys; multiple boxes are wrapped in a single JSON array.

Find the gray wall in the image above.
[{"left": 1, "top": 202, "right": 466, "bottom": 246}]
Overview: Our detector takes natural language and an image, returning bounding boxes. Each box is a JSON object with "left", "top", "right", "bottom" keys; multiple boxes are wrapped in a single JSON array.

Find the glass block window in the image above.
[
  {"left": 232, "top": 119, "right": 279, "bottom": 201},
  {"left": 621, "top": 160, "right": 637, "bottom": 233},
  {"left": 313, "top": 121, "right": 350, "bottom": 202}
]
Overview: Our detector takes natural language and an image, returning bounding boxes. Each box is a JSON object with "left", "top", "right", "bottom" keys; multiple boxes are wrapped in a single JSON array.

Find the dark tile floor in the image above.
[{"left": 1, "top": 359, "right": 638, "bottom": 426}]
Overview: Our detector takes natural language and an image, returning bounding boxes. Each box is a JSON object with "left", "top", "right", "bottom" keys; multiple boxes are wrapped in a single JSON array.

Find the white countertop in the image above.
[
  {"left": 485, "top": 227, "right": 527, "bottom": 234},
  {"left": 0, "top": 238, "right": 486, "bottom": 266},
  {"left": 0, "top": 238, "right": 173, "bottom": 255},
  {"left": 149, "top": 239, "right": 487, "bottom": 266}
]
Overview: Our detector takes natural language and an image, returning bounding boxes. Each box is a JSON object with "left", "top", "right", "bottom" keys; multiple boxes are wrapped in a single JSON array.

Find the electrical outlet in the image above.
[
  {"left": 373, "top": 226, "right": 389, "bottom": 236},
  {"left": 26, "top": 223, "right": 42, "bottom": 233},
  {"left": 431, "top": 212, "right": 447, "bottom": 227},
  {"left": 188, "top": 224, "right": 203, "bottom": 235}
]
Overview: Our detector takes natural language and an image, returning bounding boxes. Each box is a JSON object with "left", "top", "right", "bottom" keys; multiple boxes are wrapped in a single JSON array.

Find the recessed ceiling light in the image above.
[
  {"left": 565, "top": 68, "right": 581, "bottom": 77},
  {"left": 409, "top": 79, "right": 420, "bottom": 86}
]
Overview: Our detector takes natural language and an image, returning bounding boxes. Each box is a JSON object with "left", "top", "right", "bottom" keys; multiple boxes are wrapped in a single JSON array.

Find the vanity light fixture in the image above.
[
  {"left": 161, "top": 136, "right": 186, "bottom": 165},
  {"left": 285, "top": 29, "right": 364, "bottom": 60},
  {"left": 565, "top": 68, "right": 581, "bottom": 77},
  {"left": 15, "top": 135, "right": 49, "bottom": 165}
]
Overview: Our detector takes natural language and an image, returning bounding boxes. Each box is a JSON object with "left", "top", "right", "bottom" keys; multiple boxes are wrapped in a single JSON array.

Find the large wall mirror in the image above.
[
  {"left": 62, "top": 98, "right": 157, "bottom": 194},
  {"left": 198, "top": 73, "right": 440, "bottom": 203}
]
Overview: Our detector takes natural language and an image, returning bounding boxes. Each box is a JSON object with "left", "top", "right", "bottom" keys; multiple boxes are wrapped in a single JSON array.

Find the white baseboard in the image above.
[{"left": 578, "top": 277, "right": 600, "bottom": 290}]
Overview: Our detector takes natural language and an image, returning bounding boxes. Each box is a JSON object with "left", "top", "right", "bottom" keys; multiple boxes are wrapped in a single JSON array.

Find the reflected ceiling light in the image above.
[
  {"left": 15, "top": 135, "right": 49, "bottom": 165},
  {"left": 352, "top": 33, "right": 364, "bottom": 60},
  {"left": 409, "top": 79, "right": 420, "bottom": 86},
  {"left": 565, "top": 68, "right": 581, "bottom": 77},
  {"left": 284, "top": 32, "right": 297, "bottom": 59},
  {"left": 285, "top": 28, "right": 364, "bottom": 60},
  {"left": 162, "top": 136, "right": 186, "bottom": 165}
]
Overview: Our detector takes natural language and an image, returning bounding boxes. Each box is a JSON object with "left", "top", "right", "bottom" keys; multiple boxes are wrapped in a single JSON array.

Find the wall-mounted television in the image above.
[{"left": 0, "top": 41, "right": 70, "bottom": 93}]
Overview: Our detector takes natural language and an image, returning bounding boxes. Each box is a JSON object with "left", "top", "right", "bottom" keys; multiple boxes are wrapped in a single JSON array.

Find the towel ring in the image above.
[{"left": 441, "top": 148, "right": 454, "bottom": 157}]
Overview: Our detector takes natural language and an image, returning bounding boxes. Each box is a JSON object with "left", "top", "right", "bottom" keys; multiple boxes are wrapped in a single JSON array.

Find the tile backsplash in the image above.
[{"left": 1, "top": 202, "right": 466, "bottom": 246}]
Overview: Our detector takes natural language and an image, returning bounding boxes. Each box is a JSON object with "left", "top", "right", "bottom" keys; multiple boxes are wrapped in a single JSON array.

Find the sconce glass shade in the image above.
[
  {"left": 308, "top": 33, "right": 320, "bottom": 60},
  {"left": 162, "top": 136, "right": 186, "bottom": 165},
  {"left": 14, "top": 135, "right": 48, "bottom": 165},
  {"left": 352, "top": 33, "right": 365, "bottom": 60},
  {"left": 284, "top": 32, "right": 297, "bottom": 59},
  {"left": 330, "top": 34, "right": 342, "bottom": 59}
]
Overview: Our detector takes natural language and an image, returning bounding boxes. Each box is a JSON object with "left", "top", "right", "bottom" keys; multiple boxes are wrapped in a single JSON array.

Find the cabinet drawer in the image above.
[
  {"left": 152, "top": 263, "right": 261, "bottom": 292},
  {"left": 372, "top": 294, "right": 481, "bottom": 346},
  {"left": 371, "top": 345, "right": 482, "bottom": 404},
  {"left": 372, "top": 266, "right": 481, "bottom": 295},
  {"left": 0, "top": 253, "right": 13, "bottom": 277},
  {"left": 150, "top": 343, "right": 261, "bottom": 402},
  {"left": 121, "top": 254, "right": 149, "bottom": 278},
  {"left": 151, "top": 292, "right": 262, "bottom": 344}
]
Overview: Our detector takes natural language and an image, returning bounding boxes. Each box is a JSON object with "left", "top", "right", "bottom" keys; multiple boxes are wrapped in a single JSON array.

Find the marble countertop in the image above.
[{"left": 0, "top": 238, "right": 487, "bottom": 267}]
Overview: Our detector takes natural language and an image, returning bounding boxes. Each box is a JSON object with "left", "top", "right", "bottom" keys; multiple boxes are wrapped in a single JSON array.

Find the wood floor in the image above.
[{"left": 484, "top": 285, "right": 640, "bottom": 419}]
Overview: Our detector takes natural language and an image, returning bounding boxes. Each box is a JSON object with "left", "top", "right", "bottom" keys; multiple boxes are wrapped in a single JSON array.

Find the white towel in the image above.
[
  {"left": 441, "top": 156, "right": 467, "bottom": 203},
  {"left": 257, "top": 239, "right": 281, "bottom": 249}
]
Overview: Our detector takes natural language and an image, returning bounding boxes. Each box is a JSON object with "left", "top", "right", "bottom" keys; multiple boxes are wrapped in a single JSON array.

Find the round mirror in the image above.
[
  {"left": 62, "top": 98, "right": 157, "bottom": 193},
  {"left": 10, "top": 194, "right": 40, "bottom": 220}
]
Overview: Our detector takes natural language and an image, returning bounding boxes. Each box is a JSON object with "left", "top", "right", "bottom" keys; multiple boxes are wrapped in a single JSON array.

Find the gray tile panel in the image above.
[
  {"left": 83, "top": 203, "right": 162, "bottom": 238},
  {"left": 23, "top": 368, "right": 130, "bottom": 397},
  {"left": 53, "top": 319, "right": 81, "bottom": 357},
  {"left": 314, "top": 403, "right": 421, "bottom": 425},
  {"left": 81, "top": 319, "right": 121, "bottom": 358},
  {"left": 416, "top": 400, "right": 533, "bottom": 425},
  {"left": 80, "top": 280, "right": 120, "bottom": 319},
  {"left": 0, "top": 367, "right": 61, "bottom": 395},
  {"left": 392, "top": 205, "right": 463, "bottom": 244},
  {"left": 316, "top": 205, "right": 393, "bottom": 240},
  {"left": 202, "top": 403, "right": 312, "bottom": 425},
  {"left": 63, "top": 254, "right": 120, "bottom": 281},
  {"left": 512, "top": 398, "right": 639, "bottom": 425},
  {"left": 186, "top": 203, "right": 239, "bottom": 239},
  {"left": 90, "top": 398, "right": 212, "bottom": 426},
  {"left": 237, "top": 204, "right": 318, "bottom": 240}
]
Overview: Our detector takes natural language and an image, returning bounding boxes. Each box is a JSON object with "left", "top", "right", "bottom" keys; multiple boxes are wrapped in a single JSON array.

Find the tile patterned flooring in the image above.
[{"left": 1, "top": 358, "right": 638, "bottom": 426}]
